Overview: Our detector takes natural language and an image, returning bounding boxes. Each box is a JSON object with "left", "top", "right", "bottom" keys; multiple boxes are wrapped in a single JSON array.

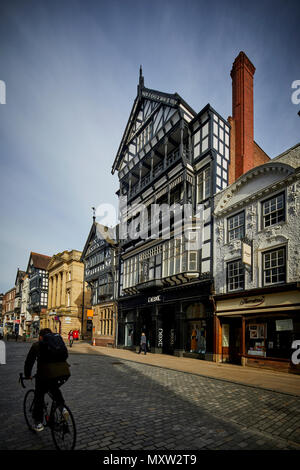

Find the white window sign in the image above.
[
  {"left": 222, "top": 324, "right": 229, "bottom": 347},
  {"left": 276, "top": 319, "right": 293, "bottom": 331}
]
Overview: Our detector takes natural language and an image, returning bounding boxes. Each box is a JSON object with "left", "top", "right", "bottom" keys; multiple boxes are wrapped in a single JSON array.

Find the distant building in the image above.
[
  {"left": 14, "top": 269, "right": 26, "bottom": 337},
  {"left": 2, "top": 288, "right": 16, "bottom": 336},
  {"left": 81, "top": 222, "right": 118, "bottom": 347},
  {"left": 20, "top": 274, "right": 31, "bottom": 337},
  {"left": 0, "top": 293, "right": 4, "bottom": 329},
  {"left": 26, "top": 252, "right": 51, "bottom": 337},
  {"left": 213, "top": 143, "right": 300, "bottom": 373},
  {"left": 47, "top": 250, "right": 90, "bottom": 339}
]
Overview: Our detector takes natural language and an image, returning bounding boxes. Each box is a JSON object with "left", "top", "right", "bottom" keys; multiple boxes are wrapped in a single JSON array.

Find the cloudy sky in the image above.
[{"left": 0, "top": 0, "right": 299, "bottom": 293}]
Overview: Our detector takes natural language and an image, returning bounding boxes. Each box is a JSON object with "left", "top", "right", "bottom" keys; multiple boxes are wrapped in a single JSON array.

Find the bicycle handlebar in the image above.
[{"left": 19, "top": 373, "right": 36, "bottom": 388}]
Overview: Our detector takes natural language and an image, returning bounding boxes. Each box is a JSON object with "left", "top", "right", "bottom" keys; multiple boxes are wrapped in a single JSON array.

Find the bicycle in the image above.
[{"left": 19, "top": 373, "right": 76, "bottom": 450}]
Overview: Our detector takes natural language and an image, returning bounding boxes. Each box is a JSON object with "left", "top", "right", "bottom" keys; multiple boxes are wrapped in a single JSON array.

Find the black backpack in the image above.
[{"left": 39, "top": 333, "right": 68, "bottom": 363}]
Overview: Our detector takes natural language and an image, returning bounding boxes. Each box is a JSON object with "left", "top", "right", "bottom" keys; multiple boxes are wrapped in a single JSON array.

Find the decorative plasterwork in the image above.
[{"left": 214, "top": 163, "right": 296, "bottom": 217}]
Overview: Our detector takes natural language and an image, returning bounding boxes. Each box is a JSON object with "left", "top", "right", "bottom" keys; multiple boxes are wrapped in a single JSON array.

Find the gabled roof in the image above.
[
  {"left": 81, "top": 222, "right": 97, "bottom": 261},
  {"left": 26, "top": 252, "right": 52, "bottom": 273},
  {"left": 214, "top": 161, "right": 296, "bottom": 216},
  {"left": 111, "top": 68, "right": 196, "bottom": 175},
  {"left": 81, "top": 222, "right": 118, "bottom": 261},
  {"left": 15, "top": 269, "right": 26, "bottom": 286},
  {"left": 47, "top": 250, "right": 82, "bottom": 271}
]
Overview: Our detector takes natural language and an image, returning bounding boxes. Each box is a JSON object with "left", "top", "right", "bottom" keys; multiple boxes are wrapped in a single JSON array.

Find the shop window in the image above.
[
  {"left": 187, "top": 322, "right": 206, "bottom": 354},
  {"left": 247, "top": 323, "right": 267, "bottom": 357},
  {"left": 246, "top": 317, "right": 299, "bottom": 360},
  {"left": 227, "top": 211, "right": 245, "bottom": 242},
  {"left": 262, "top": 247, "right": 286, "bottom": 286},
  {"left": 227, "top": 260, "right": 245, "bottom": 292},
  {"left": 262, "top": 192, "right": 285, "bottom": 228}
]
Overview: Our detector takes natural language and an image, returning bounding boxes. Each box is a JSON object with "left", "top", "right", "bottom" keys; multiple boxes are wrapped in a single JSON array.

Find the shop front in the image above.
[
  {"left": 31, "top": 318, "right": 40, "bottom": 338},
  {"left": 215, "top": 285, "right": 300, "bottom": 373},
  {"left": 118, "top": 280, "right": 214, "bottom": 359}
]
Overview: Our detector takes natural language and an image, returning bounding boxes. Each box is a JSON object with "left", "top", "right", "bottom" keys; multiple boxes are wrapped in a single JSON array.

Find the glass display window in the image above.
[
  {"left": 247, "top": 323, "right": 267, "bottom": 357},
  {"left": 187, "top": 321, "right": 206, "bottom": 354}
]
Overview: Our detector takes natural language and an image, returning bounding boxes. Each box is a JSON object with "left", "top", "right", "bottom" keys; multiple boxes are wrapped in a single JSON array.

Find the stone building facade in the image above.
[
  {"left": 2, "top": 288, "right": 16, "bottom": 336},
  {"left": 47, "top": 250, "right": 90, "bottom": 339},
  {"left": 213, "top": 143, "right": 300, "bottom": 372}
]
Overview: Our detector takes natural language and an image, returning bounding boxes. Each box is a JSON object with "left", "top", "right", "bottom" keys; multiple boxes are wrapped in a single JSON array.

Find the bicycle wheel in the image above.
[
  {"left": 23, "top": 389, "right": 36, "bottom": 432},
  {"left": 51, "top": 404, "right": 76, "bottom": 450}
]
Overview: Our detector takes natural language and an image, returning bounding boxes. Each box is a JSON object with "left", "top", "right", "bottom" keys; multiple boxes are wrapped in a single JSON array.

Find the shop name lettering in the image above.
[
  {"left": 158, "top": 328, "right": 163, "bottom": 347},
  {"left": 240, "top": 297, "right": 264, "bottom": 305},
  {"left": 148, "top": 295, "right": 161, "bottom": 303},
  {"left": 291, "top": 340, "right": 300, "bottom": 365},
  {"left": 142, "top": 90, "right": 177, "bottom": 106}
]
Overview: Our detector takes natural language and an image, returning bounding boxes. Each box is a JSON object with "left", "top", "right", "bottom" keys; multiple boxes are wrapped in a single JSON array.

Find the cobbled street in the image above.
[{"left": 0, "top": 342, "right": 299, "bottom": 451}]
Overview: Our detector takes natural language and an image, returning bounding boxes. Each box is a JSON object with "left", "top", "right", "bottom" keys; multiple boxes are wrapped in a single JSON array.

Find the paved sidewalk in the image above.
[{"left": 67, "top": 342, "right": 300, "bottom": 396}]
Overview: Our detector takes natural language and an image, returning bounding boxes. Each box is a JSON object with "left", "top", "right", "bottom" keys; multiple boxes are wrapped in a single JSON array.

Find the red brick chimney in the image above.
[
  {"left": 228, "top": 52, "right": 270, "bottom": 184},
  {"left": 230, "top": 51, "right": 255, "bottom": 181}
]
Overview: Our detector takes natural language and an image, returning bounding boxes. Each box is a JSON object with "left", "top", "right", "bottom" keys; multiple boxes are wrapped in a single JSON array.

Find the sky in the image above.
[{"left": 0, "top": 0, "right": 299, "bottom": 293}]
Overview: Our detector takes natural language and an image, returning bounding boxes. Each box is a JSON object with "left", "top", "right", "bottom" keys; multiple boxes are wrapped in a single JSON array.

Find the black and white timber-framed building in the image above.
[
  {"left": 111, "top": 69, "right": 231, "bottom": 358},
  {"left": 26, "top": 252, "right": 51, "bottom": 337},
  {"left": 81, "top": 222, "right": 119, "bottom": 346}
]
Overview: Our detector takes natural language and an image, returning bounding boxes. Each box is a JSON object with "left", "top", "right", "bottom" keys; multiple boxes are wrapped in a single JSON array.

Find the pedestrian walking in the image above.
[
  {"left": 68, "top": 330, "right": 74, "bottom": 348},
  {"left": 73, "top": 330, "right": 79, "bottom": 341},
  {"left": 138, "top": 332, "right": 147, "bottom": 355}
]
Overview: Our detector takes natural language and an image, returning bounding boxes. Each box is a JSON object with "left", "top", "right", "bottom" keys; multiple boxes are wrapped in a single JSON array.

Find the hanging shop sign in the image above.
[
  {"left": 157, "top": 328, "right": 163, "bottom": 347},
  {"left": 242, "top": 240, "right": 252, "bottom": 267}
]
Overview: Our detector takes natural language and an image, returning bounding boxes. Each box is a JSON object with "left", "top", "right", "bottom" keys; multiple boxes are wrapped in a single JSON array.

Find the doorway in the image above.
[{"left": 222, "top": 318, "right": 242, "bottom": 365}]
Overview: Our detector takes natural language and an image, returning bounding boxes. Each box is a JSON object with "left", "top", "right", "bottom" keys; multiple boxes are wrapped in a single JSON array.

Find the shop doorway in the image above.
[
  {"left": 162, "top": 310, "right": 176, "bottom": 355},
  {"left": 222, "top": 318, "right": 242, "bottom": 365},
  {"left": 139, "top": 308, "right": 152, "bottom": 352}
]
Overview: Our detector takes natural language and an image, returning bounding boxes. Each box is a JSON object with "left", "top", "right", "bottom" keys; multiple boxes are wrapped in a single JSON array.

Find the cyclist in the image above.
[{"left": 24, "top": 328, "right": 70, "bottom": 432}]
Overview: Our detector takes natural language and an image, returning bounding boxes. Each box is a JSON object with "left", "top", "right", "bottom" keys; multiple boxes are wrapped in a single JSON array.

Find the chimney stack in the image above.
[{"left": 229, "top": 51, "right": 256, "bottom": 182}]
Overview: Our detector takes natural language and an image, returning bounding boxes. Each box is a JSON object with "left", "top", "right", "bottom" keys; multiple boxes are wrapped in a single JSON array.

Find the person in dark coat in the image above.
[
  {"left": 24, "top": 328, "right": 70, "bottom": 432},
  {"left": 138, "top": 332, "right": 147, "bottom": 355}
]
